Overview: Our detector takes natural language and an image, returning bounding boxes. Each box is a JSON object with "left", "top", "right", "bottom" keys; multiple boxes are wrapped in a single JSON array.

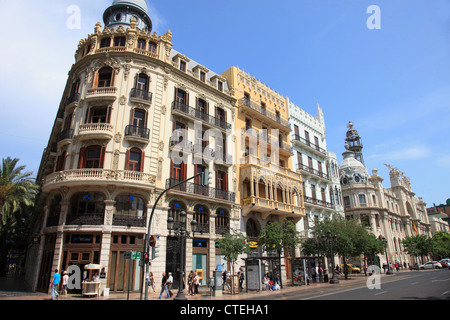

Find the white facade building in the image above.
[{"left": 287, "top": 99, "right": 344, "bottom": 238}]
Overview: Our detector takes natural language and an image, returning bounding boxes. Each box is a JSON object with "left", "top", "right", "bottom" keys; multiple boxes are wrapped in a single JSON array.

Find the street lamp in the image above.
[
  {"left": 382, "top": 237, "right": 393, "bottom": 275},
  {"left": 322, "top": 231, "right": 339, "bottom": 284},
  {"left": 411, "top": 243, "right": 419, "bottom": 271},
  {"left": 167, "top": 210, "right": 197, "bottom": 300}
]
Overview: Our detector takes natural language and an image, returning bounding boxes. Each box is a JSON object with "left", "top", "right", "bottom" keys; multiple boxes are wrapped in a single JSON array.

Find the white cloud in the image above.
[
  {"left": 367, "top": 144, "right": 431, "bottom": 162},
  {"left": 435, "top": 155, "right": 450, "bottom": 168}
]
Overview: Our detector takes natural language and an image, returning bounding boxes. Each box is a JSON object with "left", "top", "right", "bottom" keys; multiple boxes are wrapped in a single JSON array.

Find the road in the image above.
[{"left": 247, "top": 269, "right": 450, "bottom": 300}]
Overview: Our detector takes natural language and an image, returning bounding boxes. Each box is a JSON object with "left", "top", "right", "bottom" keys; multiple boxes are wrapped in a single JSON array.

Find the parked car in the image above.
[
  {"left": 341, "top": 264, "right": 361, "bottom": 273},
  {"left": 409, "top": 264, "right": 419, "bottom": 270},
  {"left": 439, "top": 259, "right": 449, "bottom": 268},
  {"left": 419, "top": 261, "right": 442, "bottom": 269}
]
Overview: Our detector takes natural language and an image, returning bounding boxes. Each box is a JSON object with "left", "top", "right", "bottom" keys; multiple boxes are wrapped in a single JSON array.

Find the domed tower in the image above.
[
  {"left": 345, "top": 121, "right": 364, "bottom": 166},
  {"left": 103, "top": 0, "right": 152, "bottom": 32}
]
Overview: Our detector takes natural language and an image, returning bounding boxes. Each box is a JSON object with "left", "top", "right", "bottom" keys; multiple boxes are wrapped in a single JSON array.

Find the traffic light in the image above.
[
  {"left": 144, "top": 252, "right": 150, "bottom": 264},
  {"left": 202, "top": 169, "right": 212, "bottom": 186},
  {"left": 152, "top": 245, "right": 160, "bottom": 260}
]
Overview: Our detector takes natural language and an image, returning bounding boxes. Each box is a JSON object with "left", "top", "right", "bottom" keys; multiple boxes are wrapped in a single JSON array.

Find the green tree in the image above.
[
  {"left": 301, "top": 214, "right": 383, "bottom": 279},
  {"left": 258, "top": 220, "right": 301, "bottom": 257},
  {"left": 0, "top": 157, "right": 39, "bottom": 276},
  {"left": 431, "top": 231, "right": 450, "bottom": 260},
  {"left": 215, "top": 231, "right": 251, "bottom": 292},
  {"left": 402, "top": 234, "right": 433, "bottom": 264}
]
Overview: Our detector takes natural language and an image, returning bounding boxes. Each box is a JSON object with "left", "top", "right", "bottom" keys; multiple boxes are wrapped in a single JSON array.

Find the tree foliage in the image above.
[
  {"left": 258, "top": 220, "right": 302, "bottom": 256},
  {"left": 0, "top": 157, "right": 39, "bottom": 276}
]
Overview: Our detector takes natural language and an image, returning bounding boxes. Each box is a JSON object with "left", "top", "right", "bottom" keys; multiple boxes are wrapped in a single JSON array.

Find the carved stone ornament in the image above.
[
  {"left": 114, "top": 132, "right": 122, "bottom": 143},
  {"left": 119, "top": 95, "right": 127, "bottom": 105}
]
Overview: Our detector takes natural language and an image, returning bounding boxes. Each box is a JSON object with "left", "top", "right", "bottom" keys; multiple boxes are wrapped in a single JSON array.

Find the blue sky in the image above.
[{"left": 0, "top": 0, "right": 449, "bottom": 207}]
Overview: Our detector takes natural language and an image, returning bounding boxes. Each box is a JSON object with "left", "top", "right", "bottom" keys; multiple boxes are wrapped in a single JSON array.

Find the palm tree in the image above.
[{"left": 0, "top": 157, "right": 39, "bottom": 276}]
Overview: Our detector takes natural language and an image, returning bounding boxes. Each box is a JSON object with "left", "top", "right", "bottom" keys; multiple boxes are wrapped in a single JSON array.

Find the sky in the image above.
[{"left": 0, "top": 0, "right": 449, "bottom": 207}]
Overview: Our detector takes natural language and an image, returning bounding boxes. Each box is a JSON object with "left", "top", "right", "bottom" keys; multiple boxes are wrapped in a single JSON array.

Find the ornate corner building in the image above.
[
  {"left": 26, "top": 0, "right": 238, "bottom": 293},
  {"left": 339, "top": 122, "right": 431, "bottom": 266}
]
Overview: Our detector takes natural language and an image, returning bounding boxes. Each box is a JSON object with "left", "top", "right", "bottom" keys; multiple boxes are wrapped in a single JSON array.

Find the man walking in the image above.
[
  {"left": 159, "top": 272, "right": 170, "bottom": 299},
  {"left": 51, "top": 269, "right": 61, "bottom": 300}
]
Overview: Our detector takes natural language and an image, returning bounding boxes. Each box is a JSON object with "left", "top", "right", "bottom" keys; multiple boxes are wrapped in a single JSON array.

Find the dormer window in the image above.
[
  {"left": 218, "top": 81, "right": 223, "bottom": 92},
  {"left": 200, "top": 71, "right": 206, "bottom": 83},
  {"left": 100, "top": 38, "right": 111, "bottom": 48},
  {"left": 114, "top": 37, "right": 126, "bottom": 47},
  {"left": 180, "top": 60, "right": 186, "bottom": 72}
]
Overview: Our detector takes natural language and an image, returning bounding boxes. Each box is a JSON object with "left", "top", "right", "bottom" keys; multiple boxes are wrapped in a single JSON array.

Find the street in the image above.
[{"left": 246, "top": 269, "right": 450, "bottom": 300}]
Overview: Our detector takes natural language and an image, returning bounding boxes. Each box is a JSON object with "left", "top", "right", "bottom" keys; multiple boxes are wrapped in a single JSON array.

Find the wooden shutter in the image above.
[
  {"left": 99, "top": 146, "right": 106, "bottom": 168},
  {"left": 140, "top": 151, "right": 145, "bottom": 172},
  {"left": 125, "top": 149, "right": 131, "bottom": 170},
  {"left": 78, "top": 148, "right": 87, "bottom": 169},
  {"left": 91, "top": 71, "right": 99, "bottom": 88}
]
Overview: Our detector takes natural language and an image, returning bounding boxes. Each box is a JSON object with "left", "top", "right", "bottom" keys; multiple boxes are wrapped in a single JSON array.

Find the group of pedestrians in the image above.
[
  {"left": 158, "top": 270, "right": 201, "bottom": 299},
  {"left": 50, "top": 269, "right": 69, "bottom": 300},
  {"left": 382, "top": 261, "right": 407, "bottom": 273}
]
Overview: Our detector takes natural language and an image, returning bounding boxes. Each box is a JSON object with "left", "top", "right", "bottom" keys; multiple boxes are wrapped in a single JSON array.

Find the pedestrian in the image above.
[
  {"left": 61, "top": 271, "right": 69, "bottom": 299},
  {"left": 149, "top": 272, "right": 155, "bottom": 293},
  {"left": 167, "top": 272, "right": 173, "bottom": 297},
  {"left": 238, "top": 267, "right": 244, "bottom": 290},
  {"left": 159, "top": 272, "right": 170, "bottom": 299},
  {"left": 263, "top": 273, "right": 270, "bottom": 291},
  {"left": 382, "top": 263, "right": 387, "bottom": 273},
  {"left": 273, "top": 267, "right": 279, "bottom": 285},
  {"left": 188, "top": 271, "right": 195, "bottom": 295},
  {"left": 194, "top": 272, "right": 200, "bottom": 294},
  {"left": 50, "top": 269, "right": 61, "bottom": 300}
]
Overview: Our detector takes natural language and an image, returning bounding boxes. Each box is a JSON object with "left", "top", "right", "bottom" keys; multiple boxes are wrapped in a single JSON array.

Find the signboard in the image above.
[{"left": 124, "top": 251, "right": 141, "bottom": 260}]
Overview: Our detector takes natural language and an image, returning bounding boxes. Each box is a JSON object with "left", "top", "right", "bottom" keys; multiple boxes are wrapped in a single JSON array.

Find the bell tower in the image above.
[{"left": 345, "top": 121, "right": 365, "bottom": 166}]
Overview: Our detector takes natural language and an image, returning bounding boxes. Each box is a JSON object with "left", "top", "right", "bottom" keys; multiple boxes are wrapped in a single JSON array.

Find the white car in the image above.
[{"left": 419, "top": 261, "right": 442, "bottom": 269}]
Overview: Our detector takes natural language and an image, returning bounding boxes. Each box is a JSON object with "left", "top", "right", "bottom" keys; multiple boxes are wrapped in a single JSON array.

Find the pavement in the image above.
[{"left": 0, "top": 270, "right": 413, "bottom": 301}]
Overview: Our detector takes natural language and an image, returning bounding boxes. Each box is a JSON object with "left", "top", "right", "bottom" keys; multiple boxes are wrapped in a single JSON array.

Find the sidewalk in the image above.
[{"left": 0, "top": 270, "right": 413, "bottom": 301}]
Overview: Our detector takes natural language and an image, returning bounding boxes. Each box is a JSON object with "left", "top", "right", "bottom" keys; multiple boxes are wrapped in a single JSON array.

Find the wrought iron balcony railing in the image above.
[
  {"left": 172, "top": 101, "right": 231, "bottom": 130},
  {"left": 125, "top": 125, "right": 150, "bottom": 139},
  {"left": 165, "top": 178, "right": 235, "bottom": 202}
]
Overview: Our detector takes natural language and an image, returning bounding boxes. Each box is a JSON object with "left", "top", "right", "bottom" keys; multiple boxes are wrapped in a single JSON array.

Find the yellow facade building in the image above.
[{"left": 222, "top": 66, "right": 305, "bottom": 243}]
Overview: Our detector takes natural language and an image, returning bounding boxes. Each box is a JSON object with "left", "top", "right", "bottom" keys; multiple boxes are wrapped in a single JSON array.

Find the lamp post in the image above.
[
  {"left": 167, "top": 210, "right": 197, "bottom": 300},
  {"left": 411, "top": 243, "right": 419, "bottom": 271},
  {"left": 322, "top": 231, "right": 339, "bottom": 284},
  {"left": 382, "top": 237, "right": 393, "bottom": 275}
]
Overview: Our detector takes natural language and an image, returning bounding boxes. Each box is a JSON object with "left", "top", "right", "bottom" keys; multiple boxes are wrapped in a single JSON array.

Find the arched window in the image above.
[
  {"left": 125, "top": 148, "right": 144, "bottom": 172},
  {"left": 215, "top": 208, "right": 229, "bottom": 234},
  {"left": 194, "top": 205, "right": 209, "bottom": 233},
  {"left": 47, "top": 195, "right": 62, "bottom": 227},
  {"left": 96, "top": 67, "right": 114, "bottom": 88},
  {"left": 78, "top": 145, "right": 106, "bottom": 169},
  {"left": 168, "top": 200, "right": 186, "bottom": 223},
  {"left": 115, "top": 194, "right": 145, "bottom": 218},
  {"left": 70, "top": 192, "right": 105, "bottom": 215},
  {"left": 246, "top": 218, "right": 260, "bottom": 238}
]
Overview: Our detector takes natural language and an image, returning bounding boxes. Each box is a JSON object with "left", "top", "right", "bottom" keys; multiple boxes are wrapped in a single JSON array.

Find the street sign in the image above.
[
  {"left": 132, "top": 251, "right": 141, "bottom": 260},
  {"left": 125, "top": 251, "right": 141, "bottom": 260},
  {"left": 149, "top": 235, "right": 156, "bottom": 247}
]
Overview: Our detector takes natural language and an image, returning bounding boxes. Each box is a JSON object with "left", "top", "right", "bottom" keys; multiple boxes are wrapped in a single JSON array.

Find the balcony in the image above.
[
  {"left": 130, "top": 88, "right": 152, "bottom": 106},
  {"left": 303, "top": 196, "right": 333, "bottom": 210},
  {"left": 238, "top": 98, "right": 290, "bottom": 130},
  {"left": 86, "top": 87, "right": 117, "bottom": 103},
  {"left": 291, "top": 134, "right": 327, "bottom": 156},
  {"left": 57, "top": 129, "right": 74, "bottom": 147},
  {"left": 112, "top": 214, "right": 146, "bottom": 228},
  {"left": 42, "top": 169, "right": 156, "bottom": 192},
  {"left": 165, "top": 178, "right": 235, "bottom": 203},
  {"left": 78, "top": 123, "right": 114, "bottom": 141},
  {"left": 124, "top": 125, "right": 150, "bottom": 143},
  {"left": 172, "top": 101, "right": 231, "bottom": 131},
  {"left": 66, "top": 213, "right": 104, "bottom": 226},
  {"left": 65, "top": 93, "right": 81, "bottom": 110},
  {"left": 297, "top": 163, "right": 329, "bottom": 181}
]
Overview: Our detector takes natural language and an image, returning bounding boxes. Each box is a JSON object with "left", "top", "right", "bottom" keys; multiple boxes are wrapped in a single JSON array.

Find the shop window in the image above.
[{"left": 115, "top": 194, "right": 146, "bottom": 218}]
